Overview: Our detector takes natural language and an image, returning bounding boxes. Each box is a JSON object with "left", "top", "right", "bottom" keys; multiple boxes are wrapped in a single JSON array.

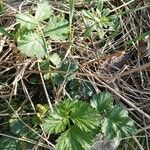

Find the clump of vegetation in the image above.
[
  {"left": 0, "top": 0, "right": 150, "bottom": 149},
  {"left": 42, "top": 92, "right": 135, "bottom": 150}
]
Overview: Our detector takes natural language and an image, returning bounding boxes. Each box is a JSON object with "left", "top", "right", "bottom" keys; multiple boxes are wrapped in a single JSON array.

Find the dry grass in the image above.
[{"left": 0, "top": 0, "right": 150, "bottom": 149}]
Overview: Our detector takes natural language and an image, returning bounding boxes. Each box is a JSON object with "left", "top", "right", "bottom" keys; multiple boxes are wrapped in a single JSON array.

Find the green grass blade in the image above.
[{"left": 69, "top": 0, "right": 74, "bottom": 29}]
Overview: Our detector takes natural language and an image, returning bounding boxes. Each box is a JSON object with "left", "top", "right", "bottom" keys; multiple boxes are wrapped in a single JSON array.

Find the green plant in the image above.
[
  {"left": 40, "top": 56, "right": 78, "bottom": 86},
  {"left": 42, "top": 92, "right": 136, "bottom": 150},
  {"left": 82, "top": 0, "right": 118, "bottom": 39},
  {"left": 42, "top": 99, "right": 100, "bottom": 150},
  {"left": 91, "top": 92, "right": 136, "bottom": 139},
  {"left": 15, "top": 0, "right": 69, "bottom": 58}
]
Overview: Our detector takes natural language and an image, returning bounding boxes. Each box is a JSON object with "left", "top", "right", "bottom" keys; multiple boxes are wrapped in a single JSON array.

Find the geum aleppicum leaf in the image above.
[
  {"left": 10, "top": 119, "right": 29, "bottom": 137},
  {"left": 90, "top": 92, "right": 113, "bottom": 114},
  {"left": 42, "top": 100, "right": 74, "bottom": 134},
  {"left": 17, "top": 32, "right": 46, "bottom": 58},
  {"left": 66, "top": 79, "right": 94, "bottom": 99},
  {"left": 42, "top": 99, "right": 100, "bottom": 150},
  {"left": 35, "top": 1, "right": 53, "bottom": 22},
  {"left": 55, "top": 126, "right": 93, "bottom": 150},
  {"left": 16, "top": 13, "right": 37, "bottom": 30},
  {"left": 70, "top": 100, "right": 100, "bottom": 132},
  {"left": 42, "top": 99, "right": 100, "bottom": 133},
  {"left": 101, "top": 106, "right": 136, "bottom": 139},
  {"left": 42, "top": 113, "right": 68, "bottom": 134},
  {"left": 44, "top": 16, "right": 69, "bottom": 40}
]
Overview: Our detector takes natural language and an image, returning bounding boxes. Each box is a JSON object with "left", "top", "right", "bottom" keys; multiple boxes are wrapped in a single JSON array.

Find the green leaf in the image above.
[
  {"left": 35, "top": 1, "right": 53, "bottom": 22},
  {"left": 90, "top": 92, "right": 113, "bottom": 113},
  {"left": 49, "top": 53, "right": 61, "bottom": 68},
  {"left": 97, "top": 0, "right": 103, "bottom": 11},
  {"left": 16, "top": 13, "right": 37, "bottom": 30},
  {"left": 55, "top": 126, "right": 93, "bottom": 150},
  {"left": 11, "top": 25, "right": 29, "bottom": 40},
  {"left": 43, "top": 99, "right": 100, "bottom": 134},
  {"left": 69, "top": 0, "right": 75, "bottom": 27},
  {"left": 36, "top": 104, "right": 48, "bottom": 115},
  {"left": 79, "top": 81, "right": 94, "bottom": 99},
  {"left": 42, "top": 107, "right": 69, "bottom": 134},
  {"left": 98, "top": 29, "right": 105, "bottom": 39},
  {"left": 82, "top": 10, "right": 93, "bottom": 20},
  {"left": 17, "top": 32, "right": 46, "bottom": 57},
  {"left": 70, "top": 100, "right": 100, "bottom": 132},
  {"left": 42, "top": 100, "right": 78, "bottom": 134},
  {"left": 101, "top": 106, "right": 136, "bottom": 139},
  {"left": 40, "top": 60, "right": 50, "bottom": 71},
  {"left": 69, "top": 0, "right": 74, "bottom": 17},
  {"left": 82, "top": 7, "right": 118, "bottom": 40},
  {"left": 44, "top": 16, "right": 69, "bottom": 40},
  {"left": 10, "top": 119, "right": 28, "bottom": 136},
  {"left": 83, "top": 24, "right": 95, "bottom": 37},
  {"left": 0, "top": 137, "right": 20, "bottom": 150},
  {"left": 102, "top": 8, "right": 110, "bottom": 17},
  {"left": 43, "top": 114, "right": 68, "bottom": 134}
]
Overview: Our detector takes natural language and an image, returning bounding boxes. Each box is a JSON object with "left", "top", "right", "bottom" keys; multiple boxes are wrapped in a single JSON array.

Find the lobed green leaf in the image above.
[
  {"left": 70, "top": 100, "right": 100, "bottom": 132},
  {"left": 90, "top": 92, "right": 113, "bottom": 113},
  {"left": 16, "top": 13, "right": 37, "bottom": 30},
  {"left": 51, "top": 59, "right": 78, "bottom": 85},
  {"left": 101, "top": 106, "right": 136, "bottom": 139},
  {"left": 44, "top": 16, "right": 69, "bottom": 40},
  {"left": 42, "top": 113, "right": 68, "bottom": 134},
  {"left": 35, "top": 1, "right": 53, "bottom": 22},
  {"left": 55, "top": 126, "right": 93, "bottom": 150},
  {"left": 17, "top": 32, "right": 46, "bottom": 58},
  {"left": 42, "top": 99, "right": 100, "bottom": 133},
  {"left": 10, "top": 119, "right": 39, "bottom": 140}
]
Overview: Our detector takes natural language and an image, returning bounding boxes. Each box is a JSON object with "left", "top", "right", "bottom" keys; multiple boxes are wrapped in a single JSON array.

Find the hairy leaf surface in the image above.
[
  {"left": 44, "top": 16, "right": 69, "bottom": 40},
  {"left": 16, "top": 13, "right": 37, "bottom": 30},
  {"left": 35, "top": 1, "right": 53, "bottom": 22},
  {"left": 17, "top": 32, "right": 46, "bottom": 57}
]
